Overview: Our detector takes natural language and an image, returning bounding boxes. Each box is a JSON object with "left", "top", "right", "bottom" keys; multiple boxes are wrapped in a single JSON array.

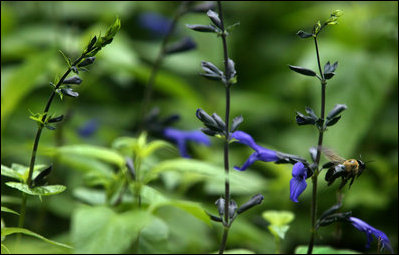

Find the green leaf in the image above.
[
  {"left": 142, "top": 140, "right": 175, "bottom": 158},
  {"left": 1, "top": 206, "right": 20, "bottom": 215},
  {"left": 1, "top": 227, "right": 72, "bottom": 249},
  {"left": 58, "top": 50, "right": 71, "bottom": 67},
  {"left": 268, "top": 225, "right": 289, "bottom": 240},
  {"left": 53, "top": 145, "right": 125, "bottom": 168},
  {"left": 262, "top": 210, "right": 295, "bottom": 226},
  {"left": 1, "top": 165, "right": 23, "bottom": 181},
  {"left": 5, "top": 182, "right": 66, "bottom": 196},
  {"left": 71, "top": 206, "right": 152, "bottom": 253},
  {"left": 150, "top": 199, "right": 211, "bottom": 226},
  {"left": 294, "top": 245, "right": 360, "bottom": 254},
  {"left": 1, "top": 244, "right": 10, "bottom": 254}
]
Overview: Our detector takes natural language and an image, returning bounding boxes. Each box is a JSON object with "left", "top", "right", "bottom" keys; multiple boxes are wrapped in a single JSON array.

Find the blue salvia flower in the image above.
[
  {"left": 138, "top": 12, "right": 173, "bottom": 37},
  {"left": 77, "top": 119, "right": 99, "bottom": 138},
  {"left": 230, "top": 131, "right": 279, "bottom": 171},
  {"left": 163, "top": 127, "right": 211, "bottom": 158},
  {"left": 290, "top": 162, "right": 308, "bottom": 203},
  {"left": 349, "top": 217, "right": 393, "bottom": 253}
]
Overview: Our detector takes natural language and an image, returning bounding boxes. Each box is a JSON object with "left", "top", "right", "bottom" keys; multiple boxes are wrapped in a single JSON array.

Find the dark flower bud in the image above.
[
  {"left": 61, "top": 88, "right": 79, "bottom": 98},
  {"left": 186, "top": 24, "right": 218, "bottom": 33},
  {"left": 71, "top": 66, "right": 79, "bottom": 74},
  {"left": 319, "top": 202, "right": 342, "bottom": 221},
  {"left": 215, "top": 197, "right": 225, "bottom": 217},
  {"left": 211, "top": 113, "right": 226, "bottom": 130},
  {"left": 161, "top": 114, "right": 180, "bottom": 126},
  {"left": 327, "top": 104, "right": 347, "bottom": 120},
  {"left": 296, "top": 112, "right": 316, "bottom": 125},
  {"left": 32, "top": 165, "right": 52, "bottom": 188},
  {"left": 201, "top": 61, "right": 223, "bottom": 76},
  {"left": 200, "top": 127, "right": 218, "bottom": 136},
  {"left": 229, "top": 200, "right": 238, "bottom": 219},
  {"left": 87, "top": 36, "right": 97, "bottom": 51},
  {"left": 226, "top": 58, "right": 237, "bottom": 81},
  {"left": 63, "top": 76, "right": 82, "bottom": 85},
  {"left": 317, "top": 212, "right": 352, "bottom": 229},
  {"left": 164, "top": 37, "right": 197, "bottom": 55},
  {"left": 78, "top": 57, "right": 96, "bottom": 67},
  {"left": 207, "top": 10, "right": 222, "bottom": 29},
  {"left": 48, "top": 115, "right": 64, "bottom": 123},
  {"left": 305, "top": 107, "right": 318, "bottom": 120},
  {"left": 237, "top": 194, "right": 264, "bottom": 214},
  {"left": 196, "top": 108, "right": 219, "bottom": 130},
  {"left": 125, "top": 157, "right": 135, "bottom": 180},
  {"left": 230, "top": 115, "right": 243, "bottom": 132},
  {"left": 296, "top": 30, "right": 313, "bottom": 38},
  {"left": 325, "top": 116, "right": 341, "bottom": 127},
  {"left": 189, "top": 1, "right": 215, "bottom": 13},
  {"left": 288, "top": 65, "right": 317, "bottom": 77}
]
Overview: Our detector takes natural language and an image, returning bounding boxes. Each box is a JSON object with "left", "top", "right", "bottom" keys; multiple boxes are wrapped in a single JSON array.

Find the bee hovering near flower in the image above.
[{"left": 321, "top": 147, "right": 366, "bottom": 190}]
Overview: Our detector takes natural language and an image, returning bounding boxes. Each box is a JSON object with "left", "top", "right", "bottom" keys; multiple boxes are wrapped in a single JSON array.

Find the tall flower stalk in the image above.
[
  {"left": 188, "top": 2, "right": 264, "bottom": 254},
  {"left": 17, "top": 18, "right": 121, "bottom": 229}
]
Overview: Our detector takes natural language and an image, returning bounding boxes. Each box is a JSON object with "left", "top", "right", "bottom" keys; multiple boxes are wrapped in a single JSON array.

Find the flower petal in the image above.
[
  {"left": 234, "top": 152, "right": 259, "bottom": 171},
  {"left": 231, "top": 131, "right": 261, "bottom": 151},
  {"left": 289, "top": 175, "right": 307, "bottom": 202}
]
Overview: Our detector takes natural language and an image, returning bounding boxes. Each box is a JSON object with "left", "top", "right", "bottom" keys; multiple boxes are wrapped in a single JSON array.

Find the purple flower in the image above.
[
  {"left": 163, "top": 127, "right": 211, "bottom": 158},
  {"left": 138, "top": 12, "right": 173, "bottom": 37},
  {"left": 349, "top": 217, "right": 393, "bottom": 253},
  {"left": 290, "top": 162, "right": 308, "bottom": 203},
  {"left": 230, "top": 131, "right": 279, "bottom": 171},
  {"left": 77, "top": 119, "right": 99, "bottom": 138}
]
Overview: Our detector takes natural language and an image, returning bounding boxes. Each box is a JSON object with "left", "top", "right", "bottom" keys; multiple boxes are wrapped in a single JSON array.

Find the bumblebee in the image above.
[{"left": 322, "top": 147, "right": 366, "bottom": 190}]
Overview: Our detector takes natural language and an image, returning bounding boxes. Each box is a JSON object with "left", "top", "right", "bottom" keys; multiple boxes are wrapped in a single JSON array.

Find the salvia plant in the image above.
[{"left": 1, "top": 18, "right": 121, "bottom": 250}]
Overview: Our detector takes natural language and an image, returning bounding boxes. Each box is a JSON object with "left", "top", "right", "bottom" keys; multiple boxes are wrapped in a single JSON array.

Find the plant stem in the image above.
[
  {"left": 217, "top": 2, "right": 232, "bottom": 254},
  {"left": 307, "top": 37, "right": 326, "bottom": 254},
  {"left": 19, "top": 55, "right": 84, "bottom": 229},
  {"left": 218, "top": 227, "right": 229, "bottom": 255},
  {"left": 138, "top": 2, "right": 187, "bottom": 132}
]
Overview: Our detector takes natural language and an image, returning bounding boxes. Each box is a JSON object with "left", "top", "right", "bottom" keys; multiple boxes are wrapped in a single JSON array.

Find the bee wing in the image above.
[{"left": 321, "top": 147, "right": 346, "bottom": 163}]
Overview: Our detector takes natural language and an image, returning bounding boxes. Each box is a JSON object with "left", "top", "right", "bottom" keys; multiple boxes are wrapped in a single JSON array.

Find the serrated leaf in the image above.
[
  {"left": 5, "top": 182, "right": 66, "bottom": 196},
  {"left": 1, "top": 227, "right": 72, "bottom": 249},
  {"left": 1, "top": 206, "right": 20, "bottom": 215}
]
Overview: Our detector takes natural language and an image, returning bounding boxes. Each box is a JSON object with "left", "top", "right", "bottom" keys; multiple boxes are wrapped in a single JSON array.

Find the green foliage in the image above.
[
  {"left": 294, "top": 245, "right": 360, "bottom": 254},
  {"left": 1, "top": 227, "right": 72, "bottom": 249},
  {"left": 1, "top": 206, "right": 19, "bottom": 216},
  {"left": 5, "top": 182, "right": 66, "bottom": 197},
  {"left": 71, "top": 206, "right": 152, "bottom": 253},
  {"left": 263, "top": 210, "right": 295, "bottom": 239}
]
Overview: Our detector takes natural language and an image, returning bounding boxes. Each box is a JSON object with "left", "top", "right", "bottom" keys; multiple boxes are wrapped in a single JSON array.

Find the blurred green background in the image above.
[{"left": 1, "top": 1, "right": 397, "bottom": 254}]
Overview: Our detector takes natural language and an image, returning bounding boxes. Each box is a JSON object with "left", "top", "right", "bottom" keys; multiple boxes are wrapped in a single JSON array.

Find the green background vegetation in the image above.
[{"left": 1, "top": 1, "right": 397, "bottom": 254}]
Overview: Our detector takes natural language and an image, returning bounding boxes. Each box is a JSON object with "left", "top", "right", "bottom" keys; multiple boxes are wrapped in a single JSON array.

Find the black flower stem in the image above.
[
  {"left": 18, "top": 54, "right": 84, "bottom": 230},
  {"left": 138, "top": 2, "right": 188, "bottom": 132},
  {"left": 217, "top": 1, "right": 232, "bottom": 254},
  {"left": 307, "top": 36, "right": 326, "bottom": 254}
]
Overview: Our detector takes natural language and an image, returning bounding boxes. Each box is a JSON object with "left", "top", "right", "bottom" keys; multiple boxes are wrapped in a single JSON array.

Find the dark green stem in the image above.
[
  {"left": 218, "top": 1, "right": 232, "bottom": 254},
  {"left": 307, "top": 37, "right": 326, "bottom": 254},
  {"left": 19, "top": 54, "right": 84, "bottom": 229},
  {"left": 138, "top": 2, "right": 188, "bottom": 132}
]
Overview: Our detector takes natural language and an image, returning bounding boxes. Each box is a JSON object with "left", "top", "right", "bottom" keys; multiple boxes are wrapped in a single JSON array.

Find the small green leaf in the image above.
[
  {"left": 1, "top": 227, "right": 72, "bottom": 249},
  {"left": 294, "top": 245, "right": 360, "bottom": 254},
  {"left": 1, "top": 165, "right": 23, "bottom": 181},
  {"left": 268, "top": 225, "right": 290, "bottom": 239},
  {"left": 142, "top": 140, "right": 174, "bottom": 158},
  {"left": 1, "top": 206, "right": 20, "bottom": 215},
  {"left": 1, "top": 244, "right": 10, "bottom": 254},
  {"left": 5, "top": 182, "right": 66, "bottom": 196},
  {"left": 58, "top": 50, "right": 71, "bottom": 67},
  {"left": 263, "top": 210, "right": 295, "bottom": 226}
]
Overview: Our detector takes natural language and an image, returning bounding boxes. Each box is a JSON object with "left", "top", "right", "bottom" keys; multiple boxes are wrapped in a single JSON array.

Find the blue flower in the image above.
[
  {"left": 230, "top": 131, "right": 279, "bottom": 171},
  {"left": 138, "top": 12, "right": 173, "bottom": 37},
  {"left": 290, "top": 162, "right": 308, "bottom": 203},
  {"left": 163, "top": 127, "right": 211, "bottom": 158},
  {"left": 77, "top": 119, "right": 99, "bottom": 138},
  {"left": 349, "top": 217, "right": 393, "bottom": 253}
]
